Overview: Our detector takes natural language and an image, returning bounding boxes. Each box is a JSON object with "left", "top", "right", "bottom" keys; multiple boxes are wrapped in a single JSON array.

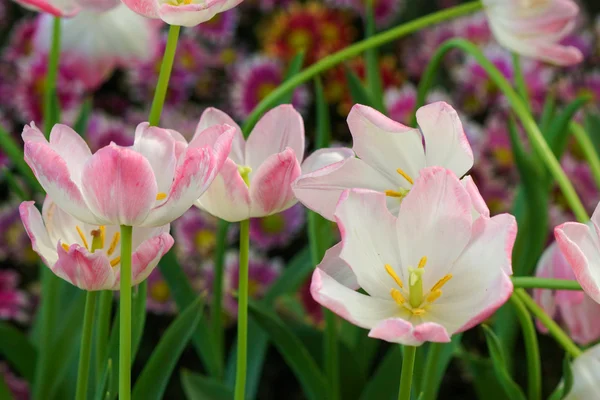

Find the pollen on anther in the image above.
[
  {"left": 431, "top": 274, "right": 453, "bottom": 292},
  {"left": 385, "top": 264, "right": 404, "bottom": 288},
  {"left": 110, "top": 256, "right": 121, "bottom": 267},
  {"left": 396, "top": 168, "right": 414, "bottom": 185},
  {"left": 384, "top": 190, "right": 404, "bottom": 198},
  {"left": 61, "top": 243, "right": 70, "bottom": 252},
  {"left": 107, "top": 232, "right": 120, "bottom": 256},
  {"left": 76, "top": 226, "right": 89, "bottom": 250},
  {"left": 417, "top": 256, "right": 427, "bottom": 269},
  {"left": 156, "top": 192, "right": 167, "bottom": 201},
  {"left": 426, "top": 290, "right": 442, "bottom": 303},
  {"left": 390, "top": 288, "right": 406, "bottom": 305}
]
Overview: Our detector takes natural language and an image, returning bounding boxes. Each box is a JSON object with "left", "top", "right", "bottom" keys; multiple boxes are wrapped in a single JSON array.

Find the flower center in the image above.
[
  {"left": 195, "top": 229, "right": 216, "bottom": 255},
  {"left": 384, "top": 257, "right": 452, "bottom": 316},
  {"left": 238, "top": 165, "right": 252, "bottom": 187},
  {"left": 150, "top": 280, "right": 171, "bottom": 303},
  {"left": 384, "top": 167, "right": 413, "bottom": 200},
  {"left": 257, "top": 83, "right": 277, "bottom": 101},
  {"left": 61, "top": 225, "right": 121, "bottom": 267},
  {"left": 165, "top": 0, "right": 193, "bottom": 5}
]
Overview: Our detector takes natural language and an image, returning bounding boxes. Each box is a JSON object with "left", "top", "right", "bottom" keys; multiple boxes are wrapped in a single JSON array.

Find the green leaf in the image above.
[
  {"left": 1, "top": 167, "right": 27, "bottom": 200},
  {"left": 73, "top": 98, "right": 93, "bottom": 137},
  {"left": 419, "top": 334, "right": 463, "bottom": 400},
  {"left": 538, "top": 91, "right": 556, "bottom": 133},
  {"left": 159, "top": 249, "right": 222, "bottom": 378},
  {"left": 247, "top": 301, "right": 328, "bottom": 400},
  {"left": 0, "top": 322, "right": 37, "bottom": 382},
  {"left": 545, "top": 95, "right": 591, "bottom": 161},
  {"left": 132, "top": 298, "right": 203, "bottom": 400},
  {"left": 359, "top": 346, "right": 402, "bottom": 400},
  {"left": 364, "top": 0, "right": 385, "bottom": 113},
  {"left": 0, "top": 372, "right": 15, "bottom": 400},
  {"left": 482, "top": 325, "right": 527, "bottom": 400},
  {"left": 0, "top": 126, "right": 43, "bottom": 193},
  {"left": 132, "top": 281, "right": 147, "bottom": 359},
  {"left": 313, "top": 77, "right": 331, "bottom": 149},
  {"left": 548, "top": 356, "right": 574, "bottom": 400},
  {"left": 344, "top": 66, "right": 377, "bottom": 108},
  {"left": 181, "top": 370, "right": 233, "bottom": 400},
  {"left": 274, "top": 52, "right": 305, "bottom": 106},
  {"left": 460, "top": 352, "right": 507, "bottom": 400},
  {"left": 263, "top": 247, "right": 311, "bottom": 304},
  {"left": 584, "top": 112, "right": 600, "bottom": 155}
]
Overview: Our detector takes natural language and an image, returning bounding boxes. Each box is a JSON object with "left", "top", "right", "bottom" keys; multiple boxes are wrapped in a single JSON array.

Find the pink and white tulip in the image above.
[
  {"left": 482, "top": 0, "right": 583, "bottom": 66},
  {"left": 563, "top": 343, "right": 600, "bottom": 399},
  {"left": 33, "top": 3, "right": 160, "bottom": 90},
  {"left": 12, "top": 0, "right": 119, "bottom": 16},
  {"left": 22, "top": 121, "right": 234, "bottom": 227},
  {"left": 534, "top": 242, "right": 600, "bottom": 345},
  {"left": 19, "top": 197, "right": 174, "bottom": 291},
  {"left": 292, "top": 102, "right": 475, "bottom": 221},
  {"left": 121, "top": 0, "right": 244, "bottom": 27},
  {"left": 555, "top": 202, "right": 600, "bottom": 305},
  {"left": 311, "top": 167, "right": 516, "bottom": 346},
  {"left": 195, "top": 105, "right": 307, "bottom": 222}
]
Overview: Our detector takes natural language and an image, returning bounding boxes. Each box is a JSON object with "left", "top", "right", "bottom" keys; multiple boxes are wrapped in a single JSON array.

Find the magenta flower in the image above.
[
  {"left": 12, "top": 0, "right": 119, "bottom": 16},
  {"left": 311, "top": 167, "right": 516, "bottom": 345},
  {"left": 384, "top": 84, "right": 417, "bottom": 126},
  {"left": 20, "top": 197, "right": 174, "bottom": 291},
  {"left": 293, "top": 102, "right": 476, "bottom": 221},
  {"left": 121, "top": 0, "right": 244, "bottom": 27},
  {"left": 22, "top": 120, "right": 234, "bottom": 227},
  {"left": 196, "top": 105, "right": 309, "bottom": 222},
  {"left": 173, "top": 207, "right": 221, "bottom": 261},
  {"left": 534, "top": 242, "right": 600, "bottom": 345},
  {"left": 192, "top": 8, "right": 238, "bottom": 45},
  {"left": 249, "top": 203, "right": 305, "bottom": 250},
  {"left": 86, "top": 113, "right": 134, "bottom": 152},
  {"left": 0, "top": 363, "right": 29, "bottom": 400},
  {"left": 482, "top": 0, "right": 583, "bottom": 66},
  {"left": 0, "top": 270, "right": 29, "bottom": 322}
]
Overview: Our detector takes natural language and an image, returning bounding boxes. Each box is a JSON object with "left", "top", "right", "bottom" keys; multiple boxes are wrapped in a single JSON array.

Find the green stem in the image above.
[
  {"left": 43, "top": 16, "right": 62, "bottom": 136},
  {"left": 398, "top": 346, "right": 417, "bottom": 400},
  {"left": 95, "top": 290, "right": 113, "bottom": 385},
  {"left": 212, "top": 219, "right": 229, "bottom": 374},
  {"left": 75, "top": 291, "right": 98, "bottom": 400},
  {"left": 512, "top": 277, "right": 582, "bottom": 291},
  {"left": 240, "top": 1, "right": 483, "bottom": 135},
  {"left": 416, "top": 38, "right": 588, "bottom": 223},
  {"left": 234, "top": 219, "right": 250, "bottom": 400},
  {"left": 571, "top": 122, "right": 600, "bottom": 189},
  {"left": 119, "top": 225, "right": 133, "bottom": 400},
  {"left": 511, "top": 53, "right": 531, "bottom": 113},
  {"left": 323, "top": 310, "right": 340, "bottom": 400},
  {"left": 148, "top": 25, "right": 181, "bottom": 127},
  {"left": 509, "top": 294, "right": 541, "bottom": 400},
  {"left": 420, "top": 343, "right": 442, "bottom": 400},
  {"left": 514, "top": 289, "right": 582, "bottom": 358},
  {"left": 0, "top": 126, "right": 43, "bottom": 193}
]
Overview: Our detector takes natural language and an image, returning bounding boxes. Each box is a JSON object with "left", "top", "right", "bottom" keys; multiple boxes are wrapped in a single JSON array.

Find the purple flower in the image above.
[
  {"left": 173, "top": 207, "right": 222, "bottom": 266},
  {"left": 0, "top": 363, "right": 29, "bottom": 400},
  {"left": 86, "top": 112, "right": 134, "bottom": 152},
  {"left": 0, "top": 206, "right": 37, "bottom": 266},
  {"left": 249, "top": 203, "right": 305, "bottom": 250},
  {"left": 191, "top": 8, "right": 239, "bottom": 46},
  {"left": 0, "top": 270, "right": 29, "bottom": 323}
]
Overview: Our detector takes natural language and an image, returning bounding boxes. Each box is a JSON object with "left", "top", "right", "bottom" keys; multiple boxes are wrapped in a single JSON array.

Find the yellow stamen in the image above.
[
  {"left": 417, "top": 256, "right": 427, "bottom": 269},
  {"left": 426, "top": 290, "right": 443, "bottom": 303},
  {"left": 385, "top": 264, "right": 403, "bottom": 288},
  {"left": 61, "top": 243, "right": 70, "bottom": 252},
  {"left": 396, "top": 168, "right": 414, "bottom": 185},
  {"left": 390, "top": 288, "right": 406, "bottom": 305},
  {"left": 76, "top": 226, "right": 89, "bottom": 250},
  {"left": 385, "top": 190, "right": 404, "bottom": 198},
  {"left": 156, "top": 192, "right": 167, "bottom": 201},
  {"left": 107, "top": 232, "right": 120, "bottom": 256},
  {"left": 431, "top": 274, "right": 453, "bottom": 292},
  {"left": 411, "top": 308, "right": 426, "bottom": 316},
  {"left": 110, "top": 256, "right": 121, "bottom": 267}
]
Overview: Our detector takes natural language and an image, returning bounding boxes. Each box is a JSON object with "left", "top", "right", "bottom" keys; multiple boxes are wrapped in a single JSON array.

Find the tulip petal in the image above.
[
  {"left": 368, "top": 319, "right": 451, "bottom": 346},
  {"left": 130, "top": 232, "right": 174, "bottom": 286},
  {"left": 310, "top": 268, "right": 399, "bottom": 329},
  {"left": 317, "top": 243, "right": 359, "bottom": 290},
  {"left": 195, "top": 108, "right": 244, "bottom": 165},
  {"left": 245, "top": 105, "right": 305, "bottom": 173},
  {"left": 300, "top": 148, "right": 355, "bottom": 175},
  {"left": 120, "top": 0, "right": 159, "bottom": 18},
  {"left": 335, "top": 189, "right": 402, "bottom": 297},
  {"left": 249, "top": 148, "right": 301, "bottom": 217},
  {"left": 19, "top": 201, "right": 58, "bottom": 266},
  {"left": 133, "top": 123, "right": 180, "bottom": 193},
  {"left": 158, "top": 0, "right": 242, "bottom": 27},
  {"left": 416, "top": 102, "right": 473, "bottom": 178},
  {"left": 461, "top": 175, "right": 490, "bottom": 219},
  {"left": 347, "top": 104, "right": 425, "bottom": 187},
  {"left": 54, "top": 243, "right": 116, "bottom": 290},
  {"left": 81, "top": 145, "right": 158, "bottom": 226}
]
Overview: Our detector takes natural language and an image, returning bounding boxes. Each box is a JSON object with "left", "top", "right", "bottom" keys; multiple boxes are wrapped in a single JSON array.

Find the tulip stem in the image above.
[
  {"left": 571, "top": 122, "right": 600, "bottom": 190},
  {"left": 511, "top": 277, "right": 581, "bottom": 291},
  {"left": 514, "top": 289, "right": 582, "bottom": 358},
  {"left": 44, "top": 16, "right": 62, "bottom": 136},
  {"left": 240, "top": 1, "right": 483, "bottom": 136},
  {"left": 398, "top": 346, "right": 417, "bottom": 400},
  {"left": 415, "top": 38, "right": 589, "bottom": 223},
  {"left": 75, "top": 291, "right": 98, "bottom": 400},
  {"left": 234, "top": 219, "right": 250, "bottom": 400},
  {"left": 119, "top": 225, "right": 133, "bottom": 400},
  {"left": 148, "top": 25, "right": 181, "bottom": 127},
  {"left": 510, "top": 293, "right": 541, "bottom": 400},
  {"left": 95, "top": 290, "right": 113, "bottom": 385}
]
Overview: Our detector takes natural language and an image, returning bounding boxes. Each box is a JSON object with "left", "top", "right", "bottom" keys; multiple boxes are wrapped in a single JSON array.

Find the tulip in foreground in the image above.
[
  {"left": 562, "top": 342, "right": 600, "bottom": 399},
  {"left": 293, "top": 102, "right": 476, "bottom": 221},
  {"left": 311, "top": 167, "right": 516, "bottom": 345},
  {"left": 12, "top": 0, "right": 119, "bottom": 16},
  {"left": 121, "top": 0, "right": 243, "bottom": 27},
  {"left": 195, "top": 105, "right": 307, "bottom": 222},
  {"left": 534, "top": 241, "right": 600, "bottom": 345},
  {"left": 22, "top": 120, "right": 234, "bottom": 227},
  {"left": 482, "top": 0, "right": 583, "bottom": 66},
  {"left": 20, "top": 197, "right": 173, "bottom": 290},
  {"left": 555, "top": 202, "right": 600, "bottom": 305}
]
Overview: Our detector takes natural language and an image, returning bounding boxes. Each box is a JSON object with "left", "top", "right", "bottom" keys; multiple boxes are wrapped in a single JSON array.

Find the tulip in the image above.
[
  {"left": 121, "top": 0, "right": 244, "bottom": 27},
  {"left": 562, "top": 343, "right": 600, "bottom": 399},
  {"left": 292, "top": 102, "right": 475, "bottom": 221},
  {"left": 195, "top": 105, "right": 307, "bottom": 222},
  {"left": 482, "top": 0, "right": 583, "bottom": 66},
  {"left": 555, "top": 202, "right": 600, "bottom": 305},
  {"left": 310, "top": 167, "right": 516, "bottom": 346},
  {"left": 534, "top": 242, "right": 600, "bottom": 345},
  {"left": 33, "top": 3, "right": 161, "bottom": 89},
  {"left": 22, "top": 121, "right": 234, "bottom": 227},
  {"left": 12, "top": 0, "right": 119, "bottom": 16},
  {"left": 19, "top": 197, "right": 174, "bottom": 290}
]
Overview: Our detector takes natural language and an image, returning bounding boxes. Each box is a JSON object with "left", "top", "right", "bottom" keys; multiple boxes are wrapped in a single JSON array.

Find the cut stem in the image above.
[
  {"left": 398, "top": 346, "right": 417, "bottom": 400},
  {"left": 43, "top": 16, "right": 62, "bottom": 136},
  {"left": 234, "top": 219, "right": 250, "bottom": 400},
  {"left": 119, "top": 225, "right": 133, "bottom": 400},
  {"left": 75, "top": 291, "right": 98, "bottom": 400},
  {"left": 148, "top": 25, "right": 181, "bottom": 127},
  {"left": 511, "top": 277, "right": 581, "bottom": 291}
]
